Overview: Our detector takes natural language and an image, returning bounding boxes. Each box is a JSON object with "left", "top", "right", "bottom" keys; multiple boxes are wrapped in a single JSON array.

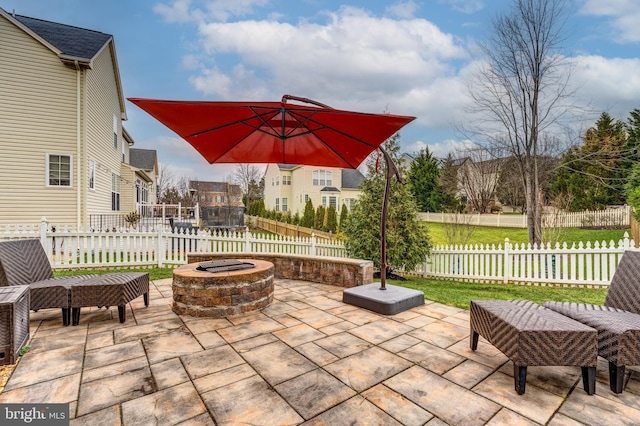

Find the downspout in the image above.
[{"left": 75, "top": 60, "right": 82, "bottom": 228}]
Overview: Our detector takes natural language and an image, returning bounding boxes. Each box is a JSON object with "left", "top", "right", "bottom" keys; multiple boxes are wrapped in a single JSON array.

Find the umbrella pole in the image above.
[{"left": 379, "top": 147, "right": 402, "bottom": 290}]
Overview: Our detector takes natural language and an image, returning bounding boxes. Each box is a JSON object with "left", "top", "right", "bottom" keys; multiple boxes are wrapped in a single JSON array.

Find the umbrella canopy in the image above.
[{"left": 128, "top": 95, "right": 415, "bottom": 169}]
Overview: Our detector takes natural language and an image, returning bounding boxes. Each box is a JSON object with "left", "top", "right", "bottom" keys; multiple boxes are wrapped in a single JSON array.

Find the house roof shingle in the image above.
[
  {"left": 129, "top": 148, "right": 157, "bottom": 171},
  {"left": 341, "top": 169, "right": 365, "bottom": 189},
  {"left": 14, "top": 14, "right": 112, "bottom": 60}
]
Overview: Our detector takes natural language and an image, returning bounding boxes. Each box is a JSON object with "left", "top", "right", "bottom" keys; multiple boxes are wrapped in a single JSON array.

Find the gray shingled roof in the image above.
[
  {"left": 341, "top": 169, "right": 365, "bottom": 189},
  {"left": 320, "top": 187, "right": 340, "bottom": 192},
  {"left": 15, "top": 15, "right": 112, "bottom": 60},
  {"left": 277, "top": 164, "right": 298, "bottom": 170},
  {"left": 129, "top": 149, "right": 157, "bottom": 171}
]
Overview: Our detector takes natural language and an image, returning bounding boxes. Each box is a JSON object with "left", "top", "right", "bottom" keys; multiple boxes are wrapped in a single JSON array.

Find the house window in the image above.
[
  {"left": 313, "top": 170, "right": 332, "bottom": 186},
  {"left": 276, "top": 176, "right": 279, "bottom": 186},
  {"left": 46, "top": 154, "right": 72, "bottom": 187},
  {"left": 329, "top": 196, "right": 337, "bottom": 209},
  {"left": 88, "top": 160, "right": 95, "bottom": 190},
  {"left": 344, "top": 198, "right": 355, "bottom": 209},
  {"left": 305, "top": 194, "right": 309, "bottom": 203},
  {"left": 271, "top": 177, "right": 275, "bottom": 186},
  {"left": 282, "top": 176, "right": 291, "bottom": 185},
  {"left": 322, "top": 196, "right": 327, "bottom": 207},
  {"left": 282, "top": 198, "right": 288, "bottom": 212},
  {"left": 136, "top": 179, "right": 148, "bottom": 215},
  {"left": 111, "top": 173, "right": 120, "bottom": 211},
  {"left": 275, "top": 198, "right": 280, "bottom": 211},
  {"left": 113, "top": 115, "right": 118, "bottom": 149}
]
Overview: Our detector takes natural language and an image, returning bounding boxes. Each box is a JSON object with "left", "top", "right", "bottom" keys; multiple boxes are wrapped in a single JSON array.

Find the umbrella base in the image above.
[{"left": 342, "top": 283, "right": 424, "bottom": 315}]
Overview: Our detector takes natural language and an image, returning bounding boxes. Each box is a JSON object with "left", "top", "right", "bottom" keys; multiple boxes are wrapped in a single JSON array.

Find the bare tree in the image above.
[
  {"left": 156, "top": 163, "right": 176, "bottom": 201},
  {"left": 464, "top": 0, "right": 574, "bottom": 246},
  {"left": 456, "top": 148, "right": 502, "bottom": 213},
  {"left": 231, "top": 164, "right": 264, "bottom": 202}
]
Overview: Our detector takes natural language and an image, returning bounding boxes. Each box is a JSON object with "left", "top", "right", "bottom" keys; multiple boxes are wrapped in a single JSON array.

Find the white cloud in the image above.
[
  {"left": 190, "top": 6, "right": 469, "bottom": 118},
  {"left": 153, "top": 0, "right": 194, "bottom": 23},
  {"left": 386, "top": 1, "right": 420, "bottom": 19},
  {"left": 579, "top": 0, "right": 640, "bottom": 43},
  {"left": 572, "top": 55, "right": 640, "bottom": 115},
  {"left": 438, "top": 0, "right": 484, "bottom": 14},
  {"left": 406, "top": 139, "right": 477, "bottom": 158},
  {"left": 154, "top": 0, "right": 270, "bottom": 23}
]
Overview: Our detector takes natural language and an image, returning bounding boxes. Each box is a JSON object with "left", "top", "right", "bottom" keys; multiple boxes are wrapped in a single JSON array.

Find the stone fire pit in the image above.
[{"left": 172, "top": 259, "right": 274, "bottom": 318}]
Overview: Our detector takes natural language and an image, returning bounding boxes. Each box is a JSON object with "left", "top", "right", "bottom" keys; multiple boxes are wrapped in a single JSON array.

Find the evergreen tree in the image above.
[
  {"left": 301, "top": 199, "right": 315, "bottom": 228},
  {"left": 343, "top": 134, "right": 431, "bottom": 273},
  {"left": 325, "top": 205, "right": 338, "bottom": 233},
  {"left": 407, "top": 148, "right": 443, "bottom": 212},
  {"left": 315, "top": 205, "right": 325, "bottom": 230},
  {"left": 439, "top": 153, "right": 463, "bottom": 212},
  {"left": 550, "top": 112, "right": 633, "bottom": 210},
  {"left": 339, "top": 203, "right": 349, "bottom": 231}
]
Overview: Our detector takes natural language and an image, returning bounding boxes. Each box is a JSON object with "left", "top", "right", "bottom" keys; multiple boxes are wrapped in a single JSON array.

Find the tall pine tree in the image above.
[
  {"left": 407, "top": 147, "right": 443, "bottom": 212},
  {"left": 301, "top": 199, "right": 315, "bottom": 228},
  {"left": 343, "top": 134, "right": 431, "bottom": 273}
]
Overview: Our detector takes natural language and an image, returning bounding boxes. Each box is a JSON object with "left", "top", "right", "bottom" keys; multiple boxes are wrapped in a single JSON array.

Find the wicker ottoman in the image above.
[
  {"left": 470, "top": 300, "right": 598, "bottom": 395},
  {"left": 70, "top": 273, "right": 149, "bottom": 326},
  {"left": 0, "top": 285, "right": 30, "bottom": 365}
]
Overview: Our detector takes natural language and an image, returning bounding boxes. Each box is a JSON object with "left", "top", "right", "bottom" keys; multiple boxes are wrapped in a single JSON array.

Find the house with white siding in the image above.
[
  {"left": 0, "top": 8, "right": 157, "bottom": 228},
  {"left": 263, "top": 164, "right": 364, "bottom": 216}
]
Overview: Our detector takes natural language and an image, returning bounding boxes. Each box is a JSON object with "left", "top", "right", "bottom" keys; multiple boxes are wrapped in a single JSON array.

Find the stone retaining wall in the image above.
[{"left": 188, "top": 253, "right": 373, "bottom": 288}]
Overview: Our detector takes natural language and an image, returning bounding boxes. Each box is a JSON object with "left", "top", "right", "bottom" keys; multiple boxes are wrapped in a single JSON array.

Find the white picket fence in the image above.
[
  {"left": 0, "top": 219, "right": 346, "bottom": 269},
  {"left": 422, "top": 234, "right": 636, "bottom": 286},
  {"left": 418, "top": 206, "right": 631, "bottom": 228},
  {"left": 2, "top": 219, "right": 636, "bottom": 285}
]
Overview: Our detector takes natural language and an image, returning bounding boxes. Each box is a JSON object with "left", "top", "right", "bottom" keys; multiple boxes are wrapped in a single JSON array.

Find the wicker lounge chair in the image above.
[
  {"left": 0, "top": 239, "right": 149, "bottom": 326},
  {"left": 543, "top": 250, "right": 640, "bottom": 393}
]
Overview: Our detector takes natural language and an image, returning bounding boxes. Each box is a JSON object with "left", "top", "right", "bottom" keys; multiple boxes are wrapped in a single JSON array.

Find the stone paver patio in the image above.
[{"left": 1, "top": 278, "right": 640, "bottom": 425}]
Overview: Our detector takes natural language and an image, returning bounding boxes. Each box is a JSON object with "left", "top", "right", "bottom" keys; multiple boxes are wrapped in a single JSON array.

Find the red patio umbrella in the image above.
[{"left": 129, "top": 95, "right": 415, "bottom": 289}]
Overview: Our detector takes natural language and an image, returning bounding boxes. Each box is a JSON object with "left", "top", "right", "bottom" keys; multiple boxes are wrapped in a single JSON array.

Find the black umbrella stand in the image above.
[
  {"left": 379, "top": 146, "right": 401, "bottom": 290},
  {"left": 342, "top": 146, "right": 425, "bottom": 315}
]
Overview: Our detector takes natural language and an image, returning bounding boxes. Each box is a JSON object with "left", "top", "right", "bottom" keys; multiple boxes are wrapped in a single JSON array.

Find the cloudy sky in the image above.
[{"left": 4, "top": 0, "right": 640, "bottom": 181}]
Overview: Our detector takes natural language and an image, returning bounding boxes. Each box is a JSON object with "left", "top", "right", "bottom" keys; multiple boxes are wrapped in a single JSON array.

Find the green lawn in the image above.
[
  {"left": 54, "top": 266, "right": 609, "bottom": 312},
  {"left": 392, "top": 276, "right": 608, "bottom": 310},
  {"left": 54, "top": 267, "right": 176, "bottom": 281},
  {"left": 424, "top": 222, "right": 629, "bottom": 247}
]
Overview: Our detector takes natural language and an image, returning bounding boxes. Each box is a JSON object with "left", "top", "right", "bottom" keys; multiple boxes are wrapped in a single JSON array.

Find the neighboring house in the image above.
[
  {"left": 0, "top": 8, "right": 157, "bottom": 227},
  {"left": 263, "top": 164, "right": 365, "bottom": 216},
  {"left": 126, "top": 146, "right": 159, "bottom": 215},
  {"left": 188, "top": 181, "right": 245, "bottom": 228},
  {"left": 453, "top": 156, "right": 503, "bottom": 213}
]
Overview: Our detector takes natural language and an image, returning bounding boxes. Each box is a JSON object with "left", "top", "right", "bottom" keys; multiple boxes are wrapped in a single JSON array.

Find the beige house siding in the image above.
[
  {"left": 85, "top": 44, "right": 126, "bottom": 221},
  {"left": 0, "top": 14, "right": 79, "bottom": 226},
  {"left": 264, "top": 164, "right": 361, "bottom": 216}
]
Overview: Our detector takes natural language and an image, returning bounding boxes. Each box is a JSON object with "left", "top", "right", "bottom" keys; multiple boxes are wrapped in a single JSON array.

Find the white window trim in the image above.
[
  {"left": 111, "top": 172, "right": 121, "bottom": 211},
  {"left": 45, "top": 152, "right": 73, "bottom": 188}
]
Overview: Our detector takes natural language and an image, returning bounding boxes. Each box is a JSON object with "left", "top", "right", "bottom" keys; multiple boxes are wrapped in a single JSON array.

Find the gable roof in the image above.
[
  {"left": 341, "top": 169, "right": 365, "bottom": 189},
  {"left": 129, "top": 149, "right": 157, "bottom": 171},
  {"left": 13, "top": 14, "right": 112, "bottom": 61},
  {"left": 0, "top": 8, "right": 127, "bottom": 119}
]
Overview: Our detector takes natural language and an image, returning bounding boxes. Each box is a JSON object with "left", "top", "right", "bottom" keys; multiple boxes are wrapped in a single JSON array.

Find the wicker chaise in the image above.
[
  {"left": 0, "top": 239, "right": 149, "bottom": 326},
  {"left": 470, "top": 299, "right": 598, "bottom": 395},
  {"left": 0, "top": 239, "right": 98, "bottom": 325},
  {"left": 544, "top": 250, "right": 640, "bottom": 393}
]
